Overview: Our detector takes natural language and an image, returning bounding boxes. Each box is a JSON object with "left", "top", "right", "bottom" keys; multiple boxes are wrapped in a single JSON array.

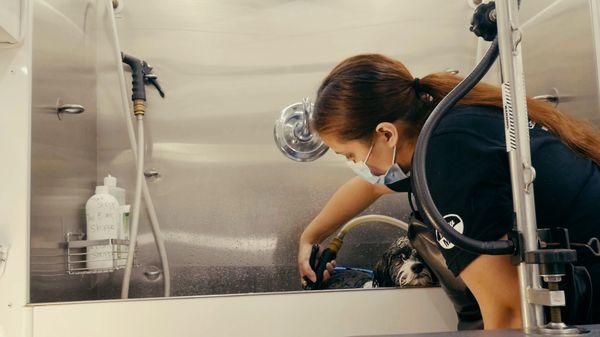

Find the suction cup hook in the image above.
[{"left": 273, "top": 97, "right": 328, "bottom": 162}]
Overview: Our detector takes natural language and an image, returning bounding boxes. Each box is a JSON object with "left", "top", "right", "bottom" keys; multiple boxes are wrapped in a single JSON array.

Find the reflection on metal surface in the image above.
[
  {"left": 30, "top": 0, "right": 99, "bottom": 303},
  {"left": 273, "top": 98, "right": 329, "bottom": 162},
  {"left": 31, "top": 0, "right": 480, "bottom": 301},
  {"left": 521, "top": 0, "right": 600, "bottom": 124},
  {"left": 36, "top": 0, "right": 85, "bottom": 36},
  {"left": 137, "top": 231, "right": 278, "bottom": 252}
]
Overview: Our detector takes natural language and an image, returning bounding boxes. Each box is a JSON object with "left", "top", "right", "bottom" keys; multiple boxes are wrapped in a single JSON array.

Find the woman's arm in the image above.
[
  {"left": 459, "top": 241, "right": 523, "bottom": 330},
  {"left": 298, "top": 177, "right": 393, "bottom": 283},
  {"left": 301, "top": 177, "right": 393, "bottom": 243}
]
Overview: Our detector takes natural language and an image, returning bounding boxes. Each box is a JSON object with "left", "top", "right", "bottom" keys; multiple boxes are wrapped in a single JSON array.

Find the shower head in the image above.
[{"left": 273, "top": 98, "right": 328, "bottom": 162}]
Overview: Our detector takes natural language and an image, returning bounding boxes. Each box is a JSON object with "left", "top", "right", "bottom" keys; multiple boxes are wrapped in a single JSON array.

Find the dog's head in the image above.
[{"left": 373, "top": 236, "right": 436, "bottom": 288}]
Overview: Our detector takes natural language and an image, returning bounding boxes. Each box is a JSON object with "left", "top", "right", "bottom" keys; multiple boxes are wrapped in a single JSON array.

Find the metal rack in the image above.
[{"left": 65, "top": 232, "right": 131, "bottom": 275}]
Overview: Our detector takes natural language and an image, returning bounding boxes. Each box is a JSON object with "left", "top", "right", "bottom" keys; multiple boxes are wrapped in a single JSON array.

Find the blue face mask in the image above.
[{"left": 346, "top": 142, "right": 409, "bottom": 185}]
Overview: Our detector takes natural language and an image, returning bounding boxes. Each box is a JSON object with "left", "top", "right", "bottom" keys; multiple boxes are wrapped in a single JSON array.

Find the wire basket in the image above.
[{"left": 65, "top": 232, "right": 131, "bottom": 275}]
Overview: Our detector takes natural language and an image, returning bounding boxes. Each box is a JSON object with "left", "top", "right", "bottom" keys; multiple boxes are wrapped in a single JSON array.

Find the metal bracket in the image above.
[
  {"left": 523, "top": 164, "right": 536, "bottom": 193},
  {"left": 511, "top": 24, "right": 523, "bottom": 53},
  {"left": 527, "top": 288, "right": 566, "bottom": 307}
]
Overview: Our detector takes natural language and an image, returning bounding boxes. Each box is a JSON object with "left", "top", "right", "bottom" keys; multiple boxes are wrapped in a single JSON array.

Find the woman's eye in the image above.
[{"left": 400, "top": 254, "right": 408, "bottom": 260}]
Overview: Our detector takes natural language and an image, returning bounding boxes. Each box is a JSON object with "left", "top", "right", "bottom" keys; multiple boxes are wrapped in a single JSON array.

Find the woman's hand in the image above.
[
  {"left": 296, "top": 177, "right": 386, "bottom": 288},
  {"left": 298, "top": 240, "right": 336, "bottom": 288}
]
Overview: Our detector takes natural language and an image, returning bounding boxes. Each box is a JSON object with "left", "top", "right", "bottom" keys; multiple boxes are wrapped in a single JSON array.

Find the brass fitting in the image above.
[
  {"left": 133, "top": 99, "right": 146, "bottom": 116},
  {"left": 327, "top": 237, "right": 343, "bottom": 253}
]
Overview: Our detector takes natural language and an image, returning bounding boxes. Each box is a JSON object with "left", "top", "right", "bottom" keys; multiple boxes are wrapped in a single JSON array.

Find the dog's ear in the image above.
[
  {"left": 373, "top": 259, "right": 385, "bottom": 287},
  {"left": 373, "top": 252, "right": 391, "bottom": 287}
]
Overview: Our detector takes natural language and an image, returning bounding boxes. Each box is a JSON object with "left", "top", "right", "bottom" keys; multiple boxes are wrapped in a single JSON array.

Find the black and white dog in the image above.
[
  {"left": 321, "top": 236, "right": 437, "bottom": 289},
  {"left": 372, "top": 237, "right": 436, "bottom": 288}
]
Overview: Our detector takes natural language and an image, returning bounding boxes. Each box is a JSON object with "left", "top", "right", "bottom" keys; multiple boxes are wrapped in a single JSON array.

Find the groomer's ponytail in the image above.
[
  {"left": 421, "top": 72, "right": 600, "bottom": 165},
  {"left": 313, "top": 54, "right": 600, "bottom": 165}
]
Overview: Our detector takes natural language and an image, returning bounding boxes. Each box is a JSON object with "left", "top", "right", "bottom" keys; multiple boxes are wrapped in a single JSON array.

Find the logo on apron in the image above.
[{"left": 436, "top": 214, "right": 464, "bottom": 249}]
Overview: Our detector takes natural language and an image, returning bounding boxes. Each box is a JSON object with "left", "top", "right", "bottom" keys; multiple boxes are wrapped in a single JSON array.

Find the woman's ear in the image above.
[{"left": 375, "top": 122, "right": 399, "bottom": 148}]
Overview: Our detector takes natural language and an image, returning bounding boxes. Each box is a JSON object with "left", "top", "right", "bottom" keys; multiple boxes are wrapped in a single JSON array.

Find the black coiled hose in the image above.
[{"left": 410, "top": 37, "right": 516, "bottom": 255}]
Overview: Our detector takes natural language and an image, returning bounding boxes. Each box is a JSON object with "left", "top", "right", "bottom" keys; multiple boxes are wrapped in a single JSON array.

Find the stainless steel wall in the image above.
[
  {"left": 101, "top": 0, "right": 481, "bottom": 298},
  {"left": 30, "top": 0, "right": 99, "bottom": 302},
  {"left": 521, "top": 0, "right": 600, "bottom": 125},
  {"left": 34, "top": 0, "right": 590, "bottom": 302}
]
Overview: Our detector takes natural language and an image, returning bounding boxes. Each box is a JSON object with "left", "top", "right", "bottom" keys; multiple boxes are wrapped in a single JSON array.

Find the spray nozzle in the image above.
[
  {"left": 141, "top": 61, "right": 165, "bottom": 98},
  {"left": 302, "top": 238, "right": 343, "bottom": 290},
  {"left": 121, "top": 52, "right": 166, "bottom": 102},
  {"left": 104, "top": 174, "right": 117, "bottom": 187}
]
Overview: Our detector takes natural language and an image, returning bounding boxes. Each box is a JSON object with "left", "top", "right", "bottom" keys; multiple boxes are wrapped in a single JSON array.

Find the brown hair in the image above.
[{"left": 312, "top": 54, "right": 600, "bottom": 165}]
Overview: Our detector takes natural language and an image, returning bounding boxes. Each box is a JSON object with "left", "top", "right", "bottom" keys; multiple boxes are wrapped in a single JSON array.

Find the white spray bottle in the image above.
[
  {"left": 103, "top": 174, "right": 130, "bottom": 265},
  {"left": 86, "top": 186, "right": 120, "bottom": 270}
]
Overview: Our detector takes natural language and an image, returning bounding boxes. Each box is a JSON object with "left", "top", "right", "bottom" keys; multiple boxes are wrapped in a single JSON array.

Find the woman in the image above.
[{"left": 298, "top": 54, "right": 600, "bottom": 329}]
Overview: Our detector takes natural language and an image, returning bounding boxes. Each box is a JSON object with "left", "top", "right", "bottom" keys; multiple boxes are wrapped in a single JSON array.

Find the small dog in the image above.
[
  {"left": 320, "top": 236, "right": 436, "bottom": 289},
  {"left": 372, "top": 237, "right": 436, "bottom": 288}
]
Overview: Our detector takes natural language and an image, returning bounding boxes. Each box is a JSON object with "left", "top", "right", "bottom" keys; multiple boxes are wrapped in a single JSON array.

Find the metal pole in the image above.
[{"left": 495, "top": 0, "right": 544, "bottom": 331}]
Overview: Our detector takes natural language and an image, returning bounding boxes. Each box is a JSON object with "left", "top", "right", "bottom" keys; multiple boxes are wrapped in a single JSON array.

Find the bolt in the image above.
[
  {"left": 547, "top": 283, "right": 562, "bottom": 323},
  {"left": 543, "top": 275, "right": 562, "bottom": 283}
]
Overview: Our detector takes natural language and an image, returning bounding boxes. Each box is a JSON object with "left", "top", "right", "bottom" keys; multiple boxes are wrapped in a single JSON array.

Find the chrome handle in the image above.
[
  {"left": 56, "top": 98, "right": 85, "bottom": 120},
  {"left": 57, "top": 104, "right": 85, "bottom": 114},
  {"left": 532, "top": 95, "right": 559, "bottom": 104},
  {"left": 144, "top": 169, "right": 161, "bottom": 179},
  {"left": 144, "top": 270, "right": 161, "bottom": 277},
  {"left": 532, "top": 88, "right": 560, "bottom": 107},
  {"left": 143, "top": 266, "right": 162, "bottom": 281},
  {"left": 295, "top": 97, "right": 313, "bottom": 141}
]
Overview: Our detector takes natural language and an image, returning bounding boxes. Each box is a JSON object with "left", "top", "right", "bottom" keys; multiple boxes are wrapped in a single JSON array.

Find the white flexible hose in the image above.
[
  {"left": 141, "top": 182, "right": 171, "bottom": 296},
  {"left": 121, "top": 115, "right": 144, "bottom": 298},
  {"left": 107, "top": 0, "right": 170, "bottom": 297},
  {"left": 338, "top": 215, "right": 409, "bottom": 240}
]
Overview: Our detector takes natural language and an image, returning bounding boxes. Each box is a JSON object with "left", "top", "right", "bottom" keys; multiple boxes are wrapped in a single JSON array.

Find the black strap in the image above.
[{"left": 386, "top": 177, "right": 411, "bottom": 193}]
